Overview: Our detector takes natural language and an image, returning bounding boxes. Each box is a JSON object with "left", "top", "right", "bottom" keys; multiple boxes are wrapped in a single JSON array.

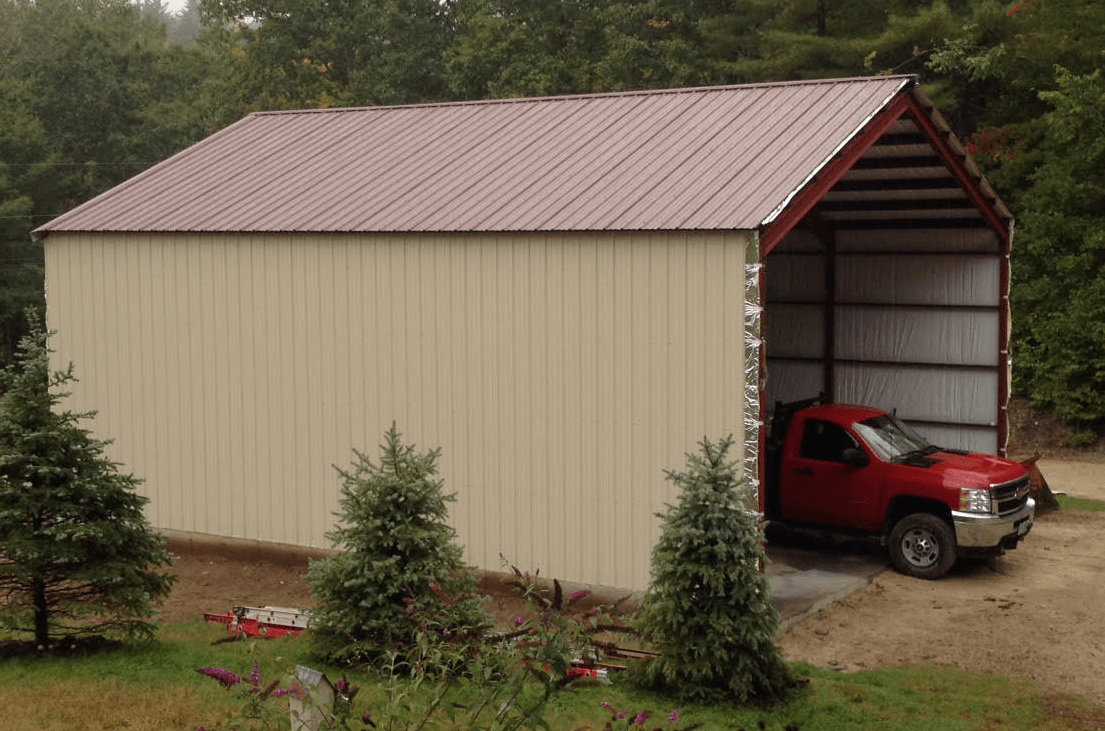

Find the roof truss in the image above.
[{"left": 759, "top": 88, "right": 1012, "bottom": 256}]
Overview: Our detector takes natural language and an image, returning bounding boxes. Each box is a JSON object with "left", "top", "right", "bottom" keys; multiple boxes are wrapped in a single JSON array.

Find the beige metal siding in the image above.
[{"left": 44, "top": 230, "right": 749, "bottom": 590}]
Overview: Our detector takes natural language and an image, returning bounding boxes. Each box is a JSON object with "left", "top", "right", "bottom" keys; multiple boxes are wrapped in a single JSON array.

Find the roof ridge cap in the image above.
[{"left": 249, "top": 75, "right": 919, "bottom": 117}]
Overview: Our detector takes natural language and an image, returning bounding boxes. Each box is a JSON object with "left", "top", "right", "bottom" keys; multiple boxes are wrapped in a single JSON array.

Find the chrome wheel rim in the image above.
[{"left": 900, "top": 527, "right": 940, "bottom": 568}]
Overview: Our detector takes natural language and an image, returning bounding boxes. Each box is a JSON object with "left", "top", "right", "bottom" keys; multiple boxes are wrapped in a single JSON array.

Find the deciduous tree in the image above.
[{"left": 1006, "top": 69, "right": 1105, "bottom": 429}]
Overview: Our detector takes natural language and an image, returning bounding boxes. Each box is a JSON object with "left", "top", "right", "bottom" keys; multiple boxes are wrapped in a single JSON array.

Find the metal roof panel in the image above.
[{"left": 39, "top": 76, "right": 985, "bottom": 235}]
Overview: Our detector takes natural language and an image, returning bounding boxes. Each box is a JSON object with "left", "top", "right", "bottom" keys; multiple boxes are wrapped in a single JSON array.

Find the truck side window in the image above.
[{"left": 799, "top": 419, "right": 859, "bottom": 463}]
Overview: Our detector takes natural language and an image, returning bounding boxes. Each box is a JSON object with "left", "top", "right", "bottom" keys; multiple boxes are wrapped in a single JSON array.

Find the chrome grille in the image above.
[{"left": 991, "top": 474, "right": 1031, "bottom": 515}]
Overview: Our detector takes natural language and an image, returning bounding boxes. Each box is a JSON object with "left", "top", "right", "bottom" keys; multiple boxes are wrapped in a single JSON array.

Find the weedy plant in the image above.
[
  {"left": 368, "top": 570, "right": 630, "bottom": 731},
  {"left": 196, "top": 571, "right": 633, "bottom": 731}
]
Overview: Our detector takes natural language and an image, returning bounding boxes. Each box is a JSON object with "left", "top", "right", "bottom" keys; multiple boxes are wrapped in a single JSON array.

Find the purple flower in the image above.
[
  {"left": 196, "top": 667, "right": 242, "bottom": 689},
  {"left": 272, "top": 681, "right": 307, "bottom": 700},
  {"left": 618, "top": 711, "right": 628, "bottom": 719},
  {"left": 600, "top": 700, "right": 613, "bottom": 710},
  {"left": 570, "top": 589, "right": 591, "bottom": 602},
  {"left": 250, "top": 662, "right": 261, "bottom": 692},
  {"left": 336, "top": 676, "right": 349, "bottom": 694},
  {"left": 668, "top": 710, "right": 680, "bottom": 723},
  {"left": 634, "top": 711, "right": 651, "bottom": 726},
  {"left": 513, "top": 616, "right": 526, "bottom": 627},
  {"left": 361, "top": 713, "right": 373, "bottom": 723}
]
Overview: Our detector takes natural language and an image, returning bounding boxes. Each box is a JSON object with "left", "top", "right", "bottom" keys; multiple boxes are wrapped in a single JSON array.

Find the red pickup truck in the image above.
[{"left": 764, "top": 398, "right": 1035, "bottom": 579}]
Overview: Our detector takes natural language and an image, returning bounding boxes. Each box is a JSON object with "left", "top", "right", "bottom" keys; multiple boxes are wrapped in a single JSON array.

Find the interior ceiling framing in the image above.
[
  {"left": 809, "top": 118, "right": 1004, "bottom": 243},
  {"left": 762, "top": 105, "right": 1015, "bottom": 455}
]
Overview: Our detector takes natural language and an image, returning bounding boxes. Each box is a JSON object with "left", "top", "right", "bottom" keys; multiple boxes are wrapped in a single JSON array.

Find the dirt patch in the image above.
[
  {"left": 157, "top": 545, "right": 317, "bottom": 625},
  {"left": 157, "top": 545, "right": 543, "bottom": 629},
  {"left": 776, "top": 506, "right": 1105, "bottom": 708},
  {"left": 776, "top": 445, "right": 1105, "bottom": 709}
]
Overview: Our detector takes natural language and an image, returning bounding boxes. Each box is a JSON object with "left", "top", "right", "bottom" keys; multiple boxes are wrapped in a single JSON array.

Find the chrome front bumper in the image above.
[{"left": 952, "top": 497, "right": 1036, "bottom": 549}]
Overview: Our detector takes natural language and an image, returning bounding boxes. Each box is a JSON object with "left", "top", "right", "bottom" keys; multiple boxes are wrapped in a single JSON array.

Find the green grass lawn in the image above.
[
  {"left": 1056, "top": 494, "right": 1105, "bottom": 512},
  {"left": 1, "top": 621, "right": 1102, "bottom": 731}
]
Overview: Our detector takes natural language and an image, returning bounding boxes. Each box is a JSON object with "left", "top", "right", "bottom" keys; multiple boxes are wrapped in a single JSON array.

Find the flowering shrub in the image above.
[
  {"left": 194, "top": 655, "right": 370, "bottom": 730},
  {"left": 194, "top": 660, "right": 301, "bottom": 730},
  {"left": 598, "top": 701, "right": 700, "bottom": 731}
]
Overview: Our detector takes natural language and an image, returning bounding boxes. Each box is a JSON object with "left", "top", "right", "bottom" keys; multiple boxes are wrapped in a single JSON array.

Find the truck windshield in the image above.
[{"left": 853, "top": 414, "right": 936, "bottom": 462}]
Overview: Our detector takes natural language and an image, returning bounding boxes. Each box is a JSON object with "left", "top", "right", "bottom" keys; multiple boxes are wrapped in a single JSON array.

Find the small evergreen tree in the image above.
[
  {"left": 633, "top": 435, "right": 794, "bottom": 704},
  {"left": 0, "top": 317, "right": 175, "bottom": 646},
  {"left": 307, "top": 424, "right": 486, "bottom": 665}
]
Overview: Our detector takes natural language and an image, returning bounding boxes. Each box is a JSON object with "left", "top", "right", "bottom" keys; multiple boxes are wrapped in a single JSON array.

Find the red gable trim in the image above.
[
  {"left": 759, "top": 89, "right": 1012, "bottom": 256},
  {"left": 759, "top": 92, "right": 911, "bottom": 256},
  {"left": 903, "top": 94, "right": 1011, "bottom": 246}
]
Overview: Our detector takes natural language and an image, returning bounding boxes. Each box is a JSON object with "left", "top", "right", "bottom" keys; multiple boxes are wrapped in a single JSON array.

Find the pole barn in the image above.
[{"left": 36, "top": 76, "right": 1012, "bottom": 592}]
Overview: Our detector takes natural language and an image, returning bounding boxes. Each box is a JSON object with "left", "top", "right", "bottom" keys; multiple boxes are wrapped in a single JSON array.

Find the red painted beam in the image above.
[
  {"left": 902, "top": 94, "right": 1011, "bottom": 245},
  {"left": 759, "top": 92, "right": 911, "bottom": 256}
]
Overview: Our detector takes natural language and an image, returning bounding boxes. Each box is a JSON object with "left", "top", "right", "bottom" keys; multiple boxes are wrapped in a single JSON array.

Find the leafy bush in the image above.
[
  {"left": 307, "top": 424, "right": 487, "bottom": 665},
  {"left": 0, "top": 317, "right": 174, "bottom": 645},
  {"left": 1008, "top": 69, "right": 1105, "bottom": 426},
  {"left": 632, "top": 435, "right": 794, "bottom": 704}
]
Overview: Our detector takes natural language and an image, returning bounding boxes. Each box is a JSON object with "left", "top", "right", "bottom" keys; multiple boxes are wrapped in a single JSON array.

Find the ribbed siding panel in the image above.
[{"left": 44, "top": 230, "right": 748, "bottom": 590}]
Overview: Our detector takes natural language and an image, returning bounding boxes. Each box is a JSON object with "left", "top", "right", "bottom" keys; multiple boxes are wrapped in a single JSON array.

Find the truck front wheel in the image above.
[{"left": 888, "top": 513, "right": 957, "bottom": 579}]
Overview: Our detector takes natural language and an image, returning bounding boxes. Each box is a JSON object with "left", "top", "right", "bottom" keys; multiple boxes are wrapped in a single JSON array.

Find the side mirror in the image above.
[{"left": 841, "top": 448, "right": 869, "bottom": 467}]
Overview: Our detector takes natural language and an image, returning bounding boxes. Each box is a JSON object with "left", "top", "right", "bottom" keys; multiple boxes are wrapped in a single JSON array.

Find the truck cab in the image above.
[{"left": 765, "top": 398, "right": 1035, "bottom": 579}]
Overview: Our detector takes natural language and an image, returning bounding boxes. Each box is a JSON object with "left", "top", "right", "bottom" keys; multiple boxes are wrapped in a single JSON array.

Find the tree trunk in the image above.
[{"left": 32, "top": 575, "right": 49, "bottom": 647}]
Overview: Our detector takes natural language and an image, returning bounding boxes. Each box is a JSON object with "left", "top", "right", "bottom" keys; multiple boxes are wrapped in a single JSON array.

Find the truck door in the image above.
[{"left": 781, "top": 418, "right": 883, "bottom": 529}]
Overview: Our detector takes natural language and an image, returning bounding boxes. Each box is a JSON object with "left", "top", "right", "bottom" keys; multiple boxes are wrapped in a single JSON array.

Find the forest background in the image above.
[{"left": 2, "top": 0, "right": 1103, "bottom": 434}]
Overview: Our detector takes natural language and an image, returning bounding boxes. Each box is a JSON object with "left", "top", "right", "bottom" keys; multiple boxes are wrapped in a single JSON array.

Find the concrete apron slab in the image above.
[{"left": 764, "top": 527, "right": 889, "bottom": 632}]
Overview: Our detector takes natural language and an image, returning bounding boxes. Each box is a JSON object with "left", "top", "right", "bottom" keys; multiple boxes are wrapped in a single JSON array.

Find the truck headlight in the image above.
[{"left": 959, "top": 488, "right": 992, "bottom": 514}]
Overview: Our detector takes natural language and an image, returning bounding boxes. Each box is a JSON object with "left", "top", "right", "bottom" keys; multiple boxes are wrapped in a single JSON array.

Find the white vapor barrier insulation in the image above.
[
  {"left": 765, "top": 360, "right": 824, "bottom": 411},
  {"left": 744, "top": 261, "right": 763, "bottom": 494},
  {"left": 835, "top": 363, "right": 999, "bottom": 425},
  {"left": 776, "top": 228, "right": 824, "bottom": 252},
  {"left": 763, "top": 253, "right": 826, "bottom": 300},
  {"left": 766, "top": 304, "right": 825, "bottom": 359},
  {"left": 835, "top": 306, "right": 1000, "bottom": 366},
  {"left": 836, "top": 228, "right": 1002, "bottom": 254},
  {"left": 836, "top": 255, "right": 999, "bottom": 306},
  {"left": 908, "top": 423, "right": 998, "bottom": 455}
]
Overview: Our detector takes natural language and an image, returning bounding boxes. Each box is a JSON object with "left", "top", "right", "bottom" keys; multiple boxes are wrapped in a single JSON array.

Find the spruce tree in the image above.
[
  {"left": 0, "top": 317, "right": 175, "bottom": 646},
  {"left": 633, "top": 435, "right": 794, "bottom": 703},
  {"left": 307, "top": 424, "right": 486, "bottom": 665}
]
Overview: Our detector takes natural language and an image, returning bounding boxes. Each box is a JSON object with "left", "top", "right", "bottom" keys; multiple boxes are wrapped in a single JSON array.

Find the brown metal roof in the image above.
[{"left": 36, "top": 76, "right": 1008, "bottom": 236}]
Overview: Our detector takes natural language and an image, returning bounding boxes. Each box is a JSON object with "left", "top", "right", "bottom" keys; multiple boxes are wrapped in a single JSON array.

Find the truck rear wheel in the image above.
[{"left": 889, "top": 513, "right": 957, "bottom": 579}]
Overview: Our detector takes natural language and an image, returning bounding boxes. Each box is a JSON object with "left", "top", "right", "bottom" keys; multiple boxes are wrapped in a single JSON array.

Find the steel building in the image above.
[{"left": 35, "top": 76, "right": 1012, "bottom": 591}]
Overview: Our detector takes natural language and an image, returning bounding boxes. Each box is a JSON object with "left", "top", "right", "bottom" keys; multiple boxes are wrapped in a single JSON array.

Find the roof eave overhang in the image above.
[{"left": 758, "top": 87, "right": 1013, "bottom": 256}]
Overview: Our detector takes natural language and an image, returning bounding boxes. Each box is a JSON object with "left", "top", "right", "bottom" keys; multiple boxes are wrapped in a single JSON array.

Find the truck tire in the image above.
[{"left": 888, "top": 513, "right": 957, "bottom": 579}]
